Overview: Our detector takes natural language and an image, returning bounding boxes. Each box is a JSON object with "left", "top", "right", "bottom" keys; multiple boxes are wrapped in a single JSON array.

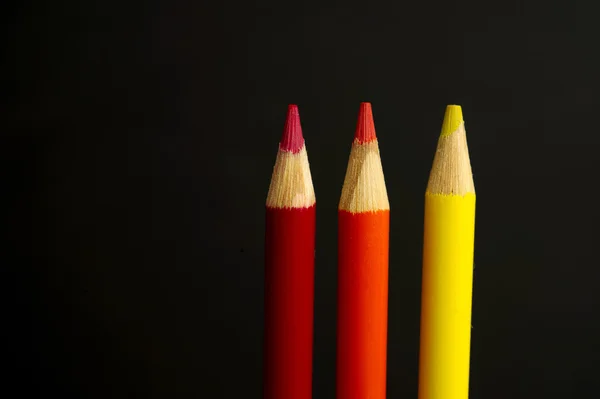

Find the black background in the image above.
[{"left": 4, "top": 0, "right": 600, "bottom": 397}]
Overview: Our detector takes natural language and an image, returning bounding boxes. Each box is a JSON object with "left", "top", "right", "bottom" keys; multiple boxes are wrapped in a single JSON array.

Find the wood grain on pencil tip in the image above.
[
  {"left": 266, "top": 104, "right": 315, "bottom": 209},
  {"left": 427, "top": 104, "right": 475, "bottom": 196},
  {"left": 339, "top": 102, "right": 389, "bottom": 214}
]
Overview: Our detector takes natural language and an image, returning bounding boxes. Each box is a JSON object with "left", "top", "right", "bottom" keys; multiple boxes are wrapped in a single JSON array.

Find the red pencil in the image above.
[
  {"left": 264, "top": 105, "right": 316, "bottom": 399},
  {"left": 337, "top": 103, "right": 390, "bottom": 399}
]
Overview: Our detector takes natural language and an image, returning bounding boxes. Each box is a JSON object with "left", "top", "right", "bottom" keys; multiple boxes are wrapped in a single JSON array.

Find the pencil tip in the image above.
[
  {"left": 354, "top": 102, "right": 377, "bottom": 143},
  {"left": 440, "top": 105, "right": 463, "bottom": 137},
  {"left": 280, "top": 104, "right": 304, "bottom": 153}
]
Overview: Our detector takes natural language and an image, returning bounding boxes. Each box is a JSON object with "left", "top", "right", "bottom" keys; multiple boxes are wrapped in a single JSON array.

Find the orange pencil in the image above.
[{"left": 336, "top": 102, "right": 390, "bottom": 399}]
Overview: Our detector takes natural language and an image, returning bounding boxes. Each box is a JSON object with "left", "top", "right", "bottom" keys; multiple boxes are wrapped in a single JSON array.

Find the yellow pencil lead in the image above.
[{"left": 440, "top": 104, "right": 463, "bottom": 137}]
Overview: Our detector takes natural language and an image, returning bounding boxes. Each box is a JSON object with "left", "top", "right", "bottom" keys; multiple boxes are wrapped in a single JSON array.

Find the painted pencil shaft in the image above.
[
  {"left": 337, "top": 210, "right": 389, "bottom": 399},
  {"left": 419, "top": 194, "right": 475, "bottom": 399},
  {"left": 265, "top": 206, "right": 315, "bottom": 399}
]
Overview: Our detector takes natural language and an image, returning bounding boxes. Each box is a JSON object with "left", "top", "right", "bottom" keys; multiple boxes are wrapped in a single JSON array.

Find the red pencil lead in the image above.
[
  {"left": 354, "top": 102, "right": 377, "bottom": 144},
  {"left": 280, "top": 104, "right": 305, "bottom": 153}
]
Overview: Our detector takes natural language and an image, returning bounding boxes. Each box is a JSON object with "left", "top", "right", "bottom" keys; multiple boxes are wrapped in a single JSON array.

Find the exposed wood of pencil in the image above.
[
  {"left": 264, "top": 105, "right": 315, "bottom": 399},
  {"left": 418, "top": 105, "right": 476, "bottom": 399},
  {"left": 337, "top": 102, "right": 389, "bottom": 399}
]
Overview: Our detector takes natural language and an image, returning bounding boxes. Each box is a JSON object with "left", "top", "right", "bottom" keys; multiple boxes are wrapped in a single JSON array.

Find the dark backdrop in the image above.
[{"left": 4, "top": 0, "right": 600, "bottom": 397}]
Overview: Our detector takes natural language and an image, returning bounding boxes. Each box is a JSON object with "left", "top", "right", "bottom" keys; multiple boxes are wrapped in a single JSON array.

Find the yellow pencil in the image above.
[{"left": 418, "top": 105, "right": 476, "bottom": 399}]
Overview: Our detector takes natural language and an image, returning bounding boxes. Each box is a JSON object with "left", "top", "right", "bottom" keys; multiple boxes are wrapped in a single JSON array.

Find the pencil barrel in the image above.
[
  {"left": 264, "top": 205, "right": 316, "bottom": 399},
  {"left": 418, "top": 193, "right": 476, "bottom": 399},
  {"left": 337, "top": 210, "right": 389, "bottom": 399}
]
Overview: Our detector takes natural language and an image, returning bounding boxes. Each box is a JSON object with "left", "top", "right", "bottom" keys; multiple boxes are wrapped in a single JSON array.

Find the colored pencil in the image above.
[
  {"left": 337, "top": 102, "right": 390, "bottom": 399},
  {"left": 418, "top": 105, "right": 476, "bottom": 399},
  {"left": 264, "top": 105, "right": 316, "bottom": 399}
]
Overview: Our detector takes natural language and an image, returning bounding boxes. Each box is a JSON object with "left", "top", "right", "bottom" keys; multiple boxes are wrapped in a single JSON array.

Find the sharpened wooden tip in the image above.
[
  {"left": 440, "top": 105, "right": 463, "bottom": 137},
  {"left": 427, "top": 105, "right": 475, "bottom": 196},
  {"left": 267, "top": 105, "right": 315, "bottom": 209},
  {"left": 339, "top": 102, "right": 389, "bottom": 213}
]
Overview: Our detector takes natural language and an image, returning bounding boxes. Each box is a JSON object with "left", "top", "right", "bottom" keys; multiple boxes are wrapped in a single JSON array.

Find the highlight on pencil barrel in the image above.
[
  {"left": 264, "top": 105, "right": 316, "bottom": 399},
  {"left": 418, "top": 105, "right": 476, "bottom": 399},
  {"left": 337, "top": 102, "right": 390, "bottom": 399}
]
